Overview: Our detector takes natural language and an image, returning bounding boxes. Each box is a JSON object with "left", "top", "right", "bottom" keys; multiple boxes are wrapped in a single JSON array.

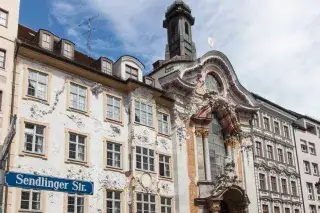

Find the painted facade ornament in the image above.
[
  {"left": 134, "top": 129, "right": 153, "bottom": 145},
  {"left": 65, "top": 113, "right": 86, "bottom": 129},
  {"left": 99, "top": 171, "right": 126, "bottom": 190},
  {"left": 176, "top": 125, "right": 189, "bottom": 150},
  {"left": 195, "top": 128, "right": 209, "bottom": 137},
  {"left": 66, "top": 166, "right": 93, "bottom": 181},
  {"left": 158, "top": 138, "right": 170, "bottom": 151},
  {"left": 91, "top": 83, "right": 104, "bottom": 97},
  {"left": 135, "top": 173, "right": 159, "bottom": 194}
]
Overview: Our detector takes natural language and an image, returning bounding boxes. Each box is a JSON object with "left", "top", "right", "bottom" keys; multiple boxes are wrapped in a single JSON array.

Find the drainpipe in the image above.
[
  {"left": 3, "top": 38, "right": 21, "bottom": 213},
  {"left": 292, "top": 126, "right": 306, "bottom": 213}
]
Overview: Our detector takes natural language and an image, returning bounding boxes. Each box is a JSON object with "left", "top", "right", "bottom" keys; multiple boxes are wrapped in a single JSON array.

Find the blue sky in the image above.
[{"left": 19, "top": 0, "right": 320, "bottom": 119}]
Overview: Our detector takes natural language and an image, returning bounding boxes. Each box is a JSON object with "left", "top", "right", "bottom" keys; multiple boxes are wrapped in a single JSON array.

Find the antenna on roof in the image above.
[{"left": 79, "top": 14, "right": 99, "bottom": 56}]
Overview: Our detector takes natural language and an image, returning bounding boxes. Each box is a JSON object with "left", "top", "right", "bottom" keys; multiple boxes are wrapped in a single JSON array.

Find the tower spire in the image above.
[{"left": 163, "top": 0, "right": 196, "bottom": 60}]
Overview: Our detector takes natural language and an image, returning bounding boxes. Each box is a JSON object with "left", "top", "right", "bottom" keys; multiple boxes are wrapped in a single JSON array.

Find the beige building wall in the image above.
[{"left": 0, "top": 0, "right": 20, "bottom": 142}]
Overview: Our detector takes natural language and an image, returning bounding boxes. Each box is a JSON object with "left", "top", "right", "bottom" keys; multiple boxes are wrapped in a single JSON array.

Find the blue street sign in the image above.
[{"left": 5, "top": 172, "right": 94, "bottom": 195}]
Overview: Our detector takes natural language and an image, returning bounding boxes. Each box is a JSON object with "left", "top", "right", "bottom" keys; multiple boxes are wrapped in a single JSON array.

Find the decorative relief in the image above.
[
  {"left": 158, "top": 138, "right": 170, "bottom": 151},
  {"left": 195, "top": 128, "right": 209, "bottom": 137},
  {"left": 132, "top": 87, "right": 154, "bottom": 102},
  {"left": 134, "top": 129, "right": 154, "bottom": 146},
  {"left": 64, "top": 113, "right": 86, "bottom": 129},
  {"left": 176, "top": 125, "right": 190, "bottom": 150},
  {"left": 66, "top": 166, "right": 93, "bottom": 181},
  {"left": 91, "top": 83, "right": 104, "bottom": 97},
  {"left": 135, "top": 172, "right": 159, "bottom": 194},
  {"left": 99, "top": 171, "right": 126, "bottom": 190}
]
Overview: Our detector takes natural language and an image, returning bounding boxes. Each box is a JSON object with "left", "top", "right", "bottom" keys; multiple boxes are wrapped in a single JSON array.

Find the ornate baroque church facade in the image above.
[{"left": 2, "top": 0, "right": 307, "bottom": 213}]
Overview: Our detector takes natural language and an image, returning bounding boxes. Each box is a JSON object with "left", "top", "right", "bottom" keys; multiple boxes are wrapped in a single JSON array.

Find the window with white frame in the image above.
[
  {"left": 294, "top": 210, "right": 299, "bottom": 213},
  {"left": 274, "top": 206, "right": 280, "bottom": 213},
  {"left": 159, "top": 155, "right": 171, "bottom": 178},
  {"left": 304, "top": 161, "right": 311, "bottom": 174},
  {"left": 24, "top": 123, "right": 45, "bottom": 154},
  {"left": 312, "top": 163, "right": 319, "bottom": 175},
  {"left": 136, "top": 146, "right": 154, "bottom": 172},
  {"left": 278, "top": 148, "right": 284, "bottom": 163},
  {"left": 68, "top": 132, "right": 86, "bottom": 162},
  {"left": 135, "top": 101, "right": 153, "bottom": 127},
  {"left": 20, "top": 189, "right": 41, "bottom": 211},
  {"left": 301, "top": 140, "right": 308, "bottom": 153},
  {"left": 158, "top": 113, "right": 169, "bottom": 135},
  {"left": 281, "top": 179, "right": 288, "bottom": 194},
  {"left": 287, "top": 152, "right": 293, "bottom": 166},
  {"left": 310, "top": 205, "right": 316, "bottom": 213},
  {"left": 136, "top": 193, "right": 155, "bottom": 213},
  {"left": 271, "top": 176, "right": 277, "bottom": 192},
  {"left": 64, "top": 42, "right": 73, "bottom": 59},
  {"left": 106, "top": 95, "right": 121, "bottom": 121},
  {"left": 106, "top": 190, "right": 121, "bottom": 213},
  {"left": 70, "top": 83, "right": 87, "bottom": 111},
  {"left": 267, "top": 145, "right": 273, "bottom": 159},
  {"left": 285, "top": 208, "right": 290, "bottom": 213},
  {"left": 0, "top": 9, "right": 8, "bottom": 27},
  {"left": 67, "top": 194, "right": 84, "bottom": 213},
  {"left": 291, "top": 181, "right": 297, "bottom": 196},
  {"left": 125, "top": 65, "right": 138, "bottom": 80},
  {"left": 252, "top": 114, "right": 259, "bottom": 127},
  {"left": 106, "top": 142, "right": 121, "bottom": 169},
  {"left": 102, "top": 60, "right": 112, "bottom": 74},
  {"left": 263, "top": 117, "right": 270, "bottom": 130},
  {"left": 27, "top": 69, "right": 48, "bottom": 100},
  {"left": 259, "top": 173, "right": 266, "bottom": 190},
  {"left": 42, "top": 32, "right": 51, "bottom": 49},
  {"left": 307, "top": 182, "right": 314, "bottom": 200},
  {"left": 256, "top": 142, "right": 262, "bottom": 156},
  {"left": 309, "top": 142, "right": 316, "bottom": 155},
  {"left": 262, "top": 205, "right": 269, "bottom": 213},
  {"left": 0, "top": 49, "right": 5, "bottom": 68},
  {"left": 274, "top": 121, "right": 280, "bottom": 135},
  {"left": 284, "top": 126, "right": 290, "bottom": 138},
  {"left": 161, "top": 197, "right": 172, "bottom": 213}
]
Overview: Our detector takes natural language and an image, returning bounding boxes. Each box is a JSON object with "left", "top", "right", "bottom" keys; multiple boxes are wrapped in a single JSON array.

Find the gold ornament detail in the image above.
[
  {"left": 195, "top": 128, "right": 209, "bottom": 137},
  {"left": 224, "top": 137, "right": 239, "bottom": 148}
]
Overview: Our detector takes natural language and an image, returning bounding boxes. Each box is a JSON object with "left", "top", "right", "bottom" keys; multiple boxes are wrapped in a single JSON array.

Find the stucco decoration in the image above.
[
  {"left": 158, "top": 138, "right": 170, "bottom": 151},
  {"left": 91, "top": 83, "right": 104, "bottom": 97},
  {"left": 91, "top": 116, "right": 121, "bottom": 137},
  {"left": 99, "top": 171, "right": 126, "bottom": 190},
  {"left": 63, "top": 113, "right": 86, "bottom": 129},
  {"left": 159, "top": 181, "right": 174, "bottom": 196},
  {"left": 132, "top": 87, "right": 154, "bottom": 102},
  {"left": 30, "top": 79, "right": 66, "bottom": 119},
  {"left": 48, "top": 192, "right": 60, "bottom": 204},
  {"left": 15, "top": 164, "right": 61, "bottom": 176},
  {"left": 176, "top": 125, "right": 189, "bottom": 150},
  {"left": 134, "top": 129, "right": 153, "bottom": 146},
  {"left": 66, "top": 166, "right": 93, "bottom": 181},
  {"left": 135, "top": 172, "right": 159, "bottom": 194}
]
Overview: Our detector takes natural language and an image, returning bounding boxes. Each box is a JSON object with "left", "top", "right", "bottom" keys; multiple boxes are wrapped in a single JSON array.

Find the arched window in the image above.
[{"left": 205, "top": 74, "right": 221, "bottom": 93}]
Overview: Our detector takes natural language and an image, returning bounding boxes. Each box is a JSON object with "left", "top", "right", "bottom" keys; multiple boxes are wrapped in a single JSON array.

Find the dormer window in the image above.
[
  {"left": 41, "top": 33, "right": 51, "bottom": 50},
  {"left": 102, "top": 60, "right": 112, "bottom": 75},
  {"left": 63, "top": 42, "right": 73, "bottom": 59},
  {"left": 125, "top": 65, "right": 138, "bottom": 80}
]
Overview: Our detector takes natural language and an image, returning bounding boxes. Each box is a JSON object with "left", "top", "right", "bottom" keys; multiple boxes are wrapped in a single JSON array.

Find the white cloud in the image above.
[{"left": 50, "top": 0, "right": 320, "bottom": 119}]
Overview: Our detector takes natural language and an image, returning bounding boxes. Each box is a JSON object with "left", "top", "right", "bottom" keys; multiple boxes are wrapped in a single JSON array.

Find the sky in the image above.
[{"left": 19, "top": 0, "right": 320, "bottom": 119}]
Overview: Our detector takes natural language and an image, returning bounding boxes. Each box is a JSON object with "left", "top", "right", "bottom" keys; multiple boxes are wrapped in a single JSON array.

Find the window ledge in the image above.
[
  {"left": 135, "top": 169, "right": 156, "bottom": 174},
  {"left": 134, "top": 122, "right": 155, "bottom": 130},
  {"left": 104, "top": 118, "right": 123, "bottom": 127},
  {"left": 104, "top": 166, "right": 124, "bottom": 173},
  {"left": 23, "top": 96, "right": 50, "bottom": 105},
  {"left": 67, "top": 108, "right": 89, "bottom": 117},
  {"left": 19, "top": 210, "right": 42, "bottom": 213},
  {"left": 159, "top": 176, "right": 173, "bottom": 182},
  {"left": 65, "top": 159, "right": 89, "bottom": 167},
  {"left": 157, "top": 133, "right": 171, "bottom": 139},
  {"left": 19, "top": 152, "right": 47, "bottom": 160}
]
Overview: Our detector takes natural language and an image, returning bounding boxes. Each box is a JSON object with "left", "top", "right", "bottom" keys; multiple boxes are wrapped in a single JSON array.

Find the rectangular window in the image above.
[
  {"left": 106, "top": 190, "right": 121, "bottom": 213},
  {"left": 136, "top": 146, "right": 154, "bottom": 172},
  {"left": 0, "top": 9, "right": 8, "bottom": 27},
  {"left": 42, "top": 33, "right": 51, "bottom": 49},
  {"left": 136, "top": 193, "right": 155, "bottom": 213},
  {"left": 158, "top": 113, "right": 169, "bottom": 135},
  {"left": 263, "top": 117, "right": 270, "bottom": 130},
  {"left": 306, "top": 123, "right": 317, "bottom": 135},
  {"left": 274, "top": 121, "right": 280, "bottom": 135},
  {"left": 291, "top": 181, "right": 297, "bottom": 196},
  {"left": 70, "top": 83, "right": 87, "bottom": 111},
  {"left": 284, "top": 126, "right": 290, "bottom": 138},
  {"left": 20, "top": 189, "right": 41, "bottom": 211},
  {"left": 310, "top": 205, "right": 316, "bottom": 213},
  {"left": 304, "top": 161, "right": 311, "bottom": 174},
  {"left": 125, "top": 65, "right": 138, "bottom": 80},
  {"left": 267, "top": 145, "right": 273, "bottom": 159},
  {"left": 135, "top": 101, "right": 153, "bottom": 127},
  {"left": 307, "top": 182, "right": 314, "bottom": 200},
  {"left": 285, "top": 208, "right": 290, "bottom": 213},
  {"left": 301, "top": 140, "right": 308, "bottom": 153},
  {"left": 64, "top": 43, "right": 73, "bottom": 59},
  {"left": 278, "top": 149, "right": 283, "bottom": 162},
  {"left": 281, "top": 179, "right": 287, "bottom": 194},
  {"left": 106, "top": 95, "right": 121, "bottom": 122},
  {"left": 68, "top": 132, "right": 86, "bottom": 162},
  {"left": 106, "top": 142, "right": 121, "bottom": 169},
  {"left": 274, "top": 206, "right": 280, "bottom": 213},
  {"left": 312, "top": 163, "right": 319, "bottom": 175},
  {"left": 271, "top": 176, "right": 277, "bottom": 192},
  {"left": 185, "top": 22, "right": 189, "bottom": 35},
  {"left": 159, "top": 155, "right": 171, "bottom": 178},
  {"left": 67, "top": 194, "right": 84, "bottom": 213},
  {"left": 294, "top": 210, "right": 299, "bottom": 213},
  {"left": 24, "top": 123, "right": 45, "bottom": 154},
  {"left": 309, "top": 142, "right": 316, "bottom": 155},
  {"left": 287, "top": 152, "right": 293, "bottom": 165},
  {"left": 102, "top": 60, "right": 112, "bottom": 75},
  {"left": 160, "top": 197, "right": 172, "bottom": 213},
  {"left": 252, "top": 114, "right": 259, "bottom": 127},
  {"left": 27, "top": 69, "right": 48, "bottom": 100},
  {"left": 262, "top": 205, "right": 269, "bottom": 213},
  {"left": 259, "top": 174, "right": 266, "bottom": 190},
  {"left": 0, "top": 49, "right": 5, "bottom": 68},
  {"left": 256, "top": 142, "right": 262, "bottom": 156}
]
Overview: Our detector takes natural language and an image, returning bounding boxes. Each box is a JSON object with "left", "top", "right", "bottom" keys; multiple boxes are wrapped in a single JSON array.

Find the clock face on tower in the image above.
[{"left": 204, "top": 75, "right": 221, "bottom": 93}]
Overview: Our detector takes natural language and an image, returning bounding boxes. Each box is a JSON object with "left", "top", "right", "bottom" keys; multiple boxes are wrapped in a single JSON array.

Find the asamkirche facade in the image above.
[{"left": 2, "top": 0, "right": 304, "bottom": 213}]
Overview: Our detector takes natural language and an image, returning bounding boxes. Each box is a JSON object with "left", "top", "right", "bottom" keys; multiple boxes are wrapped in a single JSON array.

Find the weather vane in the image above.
[{"left": 208, "top": 37, "right": 214, "bottom": 49}]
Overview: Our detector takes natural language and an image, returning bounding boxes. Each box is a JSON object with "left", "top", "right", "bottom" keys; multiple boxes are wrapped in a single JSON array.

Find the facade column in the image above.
[{"left": 203, "top": 130, "right": 212, "bottom": 181}]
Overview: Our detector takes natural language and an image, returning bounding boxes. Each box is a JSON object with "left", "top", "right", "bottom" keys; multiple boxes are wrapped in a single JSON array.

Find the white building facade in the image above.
[{"left": 294, "top": 117, "right": 320, "bottom": 213}]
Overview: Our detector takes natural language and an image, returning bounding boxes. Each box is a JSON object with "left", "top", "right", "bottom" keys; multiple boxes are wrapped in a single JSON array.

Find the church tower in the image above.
[{"left": 163, "top": 0, "right": 197, "bottom": 61}]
